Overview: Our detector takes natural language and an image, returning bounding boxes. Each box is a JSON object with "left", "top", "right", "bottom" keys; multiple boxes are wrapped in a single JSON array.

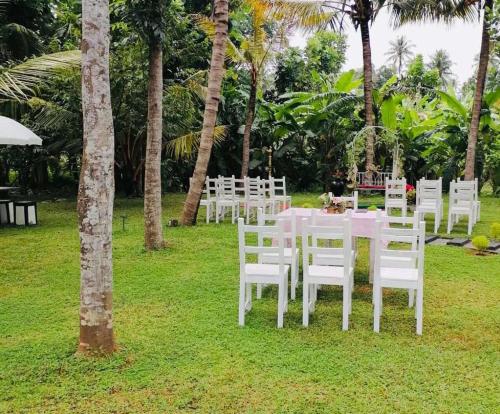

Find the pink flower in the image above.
[{"left": 406, "top": 184, "right": 415, "bottom": 192}]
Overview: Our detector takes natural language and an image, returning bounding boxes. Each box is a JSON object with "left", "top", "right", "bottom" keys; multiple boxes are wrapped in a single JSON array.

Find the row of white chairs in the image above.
[
  {"left": 385, "top": 177, "right": 480, "bottom": 235},
  {"left": 195, "top": 175, "right": 291, "bottom": 224},
  {"left": 238, "top": 209, "right": 426, "bottom": 334}
]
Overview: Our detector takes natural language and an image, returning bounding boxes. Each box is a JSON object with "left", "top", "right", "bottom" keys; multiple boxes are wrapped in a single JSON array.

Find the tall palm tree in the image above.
[
  {"left": 181, "top": 0, "right": 229, "bottom": 225},
  {"left": 268, "top": 0, "right": 390, "bottom": 175},
  {"left": 78, "top": 0, "right": 115, "bottom": 354},
  {"left": 428, "top": 49, "right": 454, "bottom": 87},
  {"left": 391, "top": 0, "right": 494, "bottom": 180},
  {"left": 385, "top": 35, "right": 414, "bottom": 75},
  {"left": 127, "top": 0, "right": 168, "bottom": 250}
]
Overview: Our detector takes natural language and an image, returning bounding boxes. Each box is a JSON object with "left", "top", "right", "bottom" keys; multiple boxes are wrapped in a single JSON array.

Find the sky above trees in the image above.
[{"left": 291, "top": 8, "right": 481, "bottom": 85}]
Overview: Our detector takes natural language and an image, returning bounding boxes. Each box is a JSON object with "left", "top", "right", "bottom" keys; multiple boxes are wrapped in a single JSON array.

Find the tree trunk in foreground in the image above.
[
  {"left": 144, "top": 42, "right": 165, "bottom": 249},
  {"left": 78, "top": 0, "right": 115, "bottom": 354},
  {"left": 464, "top": 0, "right": 492, "bottom": 181},
  {"left": 240, "top": 71, "right": 257, "bottom": 179},
  {"left": 359, "top": 18, "right": 376, "bottom": 175},
  {"left": 181, "top": 0, "right": 229, "bottom": 225}
]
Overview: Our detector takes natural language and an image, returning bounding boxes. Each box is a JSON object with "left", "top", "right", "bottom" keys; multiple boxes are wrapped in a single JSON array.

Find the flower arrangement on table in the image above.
[{"left": 319, "top": 193, "right": 347, "bottom": 214}]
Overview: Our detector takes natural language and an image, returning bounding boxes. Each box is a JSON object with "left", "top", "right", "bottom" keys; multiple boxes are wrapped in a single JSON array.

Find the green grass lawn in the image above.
[{"left": 1, "top": 194, "right": 499, "bottom": 413}]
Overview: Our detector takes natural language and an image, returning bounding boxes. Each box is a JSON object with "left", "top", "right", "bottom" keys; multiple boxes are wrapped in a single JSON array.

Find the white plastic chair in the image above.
[
  {"left": 310, "top": 209, "right": 357, "bottom": 266},
  {"left": 215, "top": 176, "right": 239, "bottom": 224},
  {"left": 376, "top": 210, "right": 420, "bottom": 306},
  {"left": 270, "top": 176, "right": 292, "bottom": 212},
  {"left": 456, "top": 178, "right": 480, "bottom": 224},
  {"left": 257, "top": 208, "right": 299, "bottom": 300},
  {"left": 373, "top": 217, "right": 426, "bottom": 335},
  {"left": 238, "top": 218, "right": 289, "bottom": 328},
  {"left": 447, "top": 180, "right": 476, "bottom": 235},
  {"left": 193, "top": 176, "right": 217, "bottom": 224},
  {"left": 302, "top": 216, "right": 354, "bottom": 330},
  {"left": 244, "top": 177, "right": 274, "bottom": 223},
  {"left": 385, "top": 178, "right": 407, "bottom": 217},
  {"left": 416, "top": 178, "right": 443, "bottom": 233},
  {"left": 327, "top": 191, "right": 358, "bottom": 210}
]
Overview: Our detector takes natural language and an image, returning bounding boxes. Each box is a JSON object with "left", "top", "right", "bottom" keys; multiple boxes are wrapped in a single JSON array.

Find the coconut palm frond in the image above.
[
  {"left": 263, "top": 0, "right": 338, "bottom": 31},
  {"left": 0, "top": 50, "right": 81, "bottom": 101},
  {"left": 166, "top": 125, "right": 227, "bottom": 159},
  {"left": 27, "top": 97, "right": 78, "bottom": 130},
  {"left": 193, "top": 14, "right": 244, "bottom": 63},
  {"left": 390, "top": 0, "right": 478, "bottom": 26}
]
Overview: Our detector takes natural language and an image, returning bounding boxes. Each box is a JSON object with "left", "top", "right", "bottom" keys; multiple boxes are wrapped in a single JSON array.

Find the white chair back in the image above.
[
  {"left": 238, "top": 218, "right": 286, "bottom": 274},
  {"left": 416, "top": 178, "right": 442, "bottom": 205},
  {"left": 217, "top": 175, "right": 236, "bottom": 200},
  {"left": 327, "top": 191, "right": 358, "bottom": 210},
  {"left": 302, "top": 216, "right": 352, "bottom": 273},
  {"left": 374, "top": 218, "right": 425, "bottom": 274}
]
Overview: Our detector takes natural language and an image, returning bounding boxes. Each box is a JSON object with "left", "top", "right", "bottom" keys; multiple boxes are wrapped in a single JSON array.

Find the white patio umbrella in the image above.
[{"left": 0, "top": 116, "right": 42, "bottom": 146}]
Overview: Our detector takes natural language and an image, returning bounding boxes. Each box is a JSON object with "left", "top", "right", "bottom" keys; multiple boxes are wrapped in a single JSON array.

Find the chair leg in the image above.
[
  {"left": 277, "top": 280, "right": 284, "bottom": 328},
  {"left": 373, "top": 285, "right": 381, "bottom": 333},
  {"left": 256, "top": 283, "right": 262, "bottom": 299},
  {"left": 416, "top": 287, "right": 423, "bottom": 335},
  {"left": 303, "top": 280, "right": 309, "bottom": 327},
  {"left": 238, "top": 278, "right": 246, "bottom": 326},
  {"left": 408, "top": 288, "right": 415, "bottom": 308},
  {"left": 447, "top": 213, "right": 452, "bottom": 234},
  {"left": 245, "top": 283, "right": 252, "bottom": 311},
  {"left": 216, "top": 205, "right": 220, "bottom": 224},
  {"left": 290, "top": 259, "right": 297, "bottom": 301},
  {"left": 468, "top": 214, "right": 473, "bottom": 236},
  {"left": 342, "top": 283, "right": 350, "bottom": 331}
]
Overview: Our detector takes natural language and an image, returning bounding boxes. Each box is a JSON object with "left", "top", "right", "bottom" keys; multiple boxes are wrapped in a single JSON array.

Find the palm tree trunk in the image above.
[
  {"left": 464, "top": 0, "right": 491, "bottom": 180},
  {"left": 359, "top": 18, "right": 376, "bottom": 175},
  {"left": 144, "top": 42, "right": 165, "bottom": 249},
  {"left": 78, "top": 0, "right": 115, "bottom": 354},
  {"left": 181, "top": 0, "right": 229, "bottom": 225},
  {"left": 240, "top": 70, "right": 257, "bottom": 179}
]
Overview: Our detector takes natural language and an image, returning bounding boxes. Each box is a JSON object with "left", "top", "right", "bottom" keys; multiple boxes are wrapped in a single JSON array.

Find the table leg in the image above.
[{"left": 369, "top": 238, "right": 374, "bottom": 284}]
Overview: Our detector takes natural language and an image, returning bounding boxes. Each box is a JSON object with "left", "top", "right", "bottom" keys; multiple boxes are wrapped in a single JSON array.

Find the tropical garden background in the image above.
[{"left": 0, "top": 0, "right": 498, "bottom": 198}]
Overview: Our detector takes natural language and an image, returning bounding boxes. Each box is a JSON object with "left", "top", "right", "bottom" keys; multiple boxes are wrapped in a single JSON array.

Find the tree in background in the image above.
[
  {"left": 385, "top": 35, "right": 414, "bottom": 75},
  {"left": 126, "top": 0, "right": 171, "bottom": 250},
  {"left": 428, "top": 49, "right": 454, "bottom": 88},
  {"left": 305, "top": 31, "right": 346, "bottom": 76},
  {"left": 181, "top": 0, "right": 229, "bottom": 225},
  {"left": 391, "top": 0, "right": 494, "bottom": 180},
  {"left": 78, "top": 0, "right": 115, "bottom": 353}
]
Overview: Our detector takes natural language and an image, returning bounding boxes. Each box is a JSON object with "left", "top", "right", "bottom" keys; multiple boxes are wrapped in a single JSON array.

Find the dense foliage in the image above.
[{"left": 0, "top": 0, "right": 498, "bottom": 195}]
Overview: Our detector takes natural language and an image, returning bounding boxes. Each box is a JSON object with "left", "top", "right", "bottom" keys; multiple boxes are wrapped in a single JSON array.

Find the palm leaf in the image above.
[
  {"left": 0, "top": 50, "right": 81, "bottom": 101},
  {"left": 166, "top": 125, "right": 228, "bottom": 159},
  {"left": 193, "top": 15, "right": 244, "bottom": 63}
]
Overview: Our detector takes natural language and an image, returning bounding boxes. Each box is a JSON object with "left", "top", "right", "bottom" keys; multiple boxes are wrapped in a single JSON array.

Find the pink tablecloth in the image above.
[{"left": 277, "top": 207, "right": 385, "bottom": 239}]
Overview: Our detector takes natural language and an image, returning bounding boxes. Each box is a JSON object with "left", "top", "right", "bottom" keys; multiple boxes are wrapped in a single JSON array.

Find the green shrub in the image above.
[
  {"left": 491, "top": 223, "right": 500, "bottom": 240},
  {"left": 472, "top": 235, "right": 489, "bottom": 252},
  {"left": 367, "top": 205, "right": 378, "bottom": 211},
  {"left": 302, "top": 202, "right": 314, "bottom": 208}
]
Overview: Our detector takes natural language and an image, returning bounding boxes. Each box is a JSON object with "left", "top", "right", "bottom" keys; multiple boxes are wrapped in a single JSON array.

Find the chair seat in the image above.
[
  {"left": 261, "top": 248, "right": 299, "bottom": 262},
  {"left": 244, "top": 264, "right": 290, "bottom": 282},
  {"left": 380, "top": 267, "right": 418, "bottom": 287},
  {"left": 217, "top": 199, "right": 238, "bottom": 206},
  {"left": 307, "top": 265, "right": 353, "bottom": 285},
  {"left": 313, "top": 250, "right": 355, "bottom": 266},
  {"left": 386, "top": 199, "right": 405, "bottom": 206}
]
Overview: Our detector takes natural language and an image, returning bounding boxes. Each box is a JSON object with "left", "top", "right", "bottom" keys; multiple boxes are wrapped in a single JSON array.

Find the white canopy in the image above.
[{"left": 0, "top": 116, "right": 42, "bottom": 146}]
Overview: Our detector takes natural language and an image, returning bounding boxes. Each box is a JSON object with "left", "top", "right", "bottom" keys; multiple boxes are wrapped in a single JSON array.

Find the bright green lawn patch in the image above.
[{"left": 1, "top": 194, "right": 499, "bottom": 413}]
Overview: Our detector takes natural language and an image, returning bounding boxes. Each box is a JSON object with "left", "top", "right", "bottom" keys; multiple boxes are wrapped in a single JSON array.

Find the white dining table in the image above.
[{"left": 277, "top": 207, "right": 387, "bottom": 282}]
